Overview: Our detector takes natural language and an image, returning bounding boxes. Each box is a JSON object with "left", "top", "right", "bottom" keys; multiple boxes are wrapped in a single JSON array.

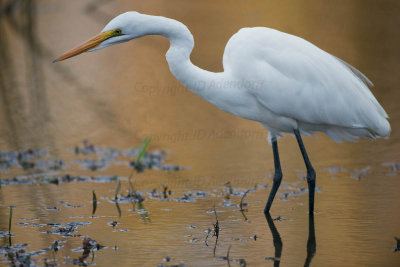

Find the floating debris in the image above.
[
  {"left": 72, "top": 158, "right": 110, "bottom": 171},
  {"left": 157, "top": 264, "right": 187, "bottom": 267},
  {"left": 265, "top": 256, "right": 280, "bottom": 261},
  {"left": 383, "top": 162, "right": 400, "bottom": 172},
  {"left": 128, "top": 152, "right": 183, "bottom": 172},
  {"left": 42, "top": 206, "right": 60, "bottom": 211},
  {"left": 149, "top": 184, "right": 173, "bottom": 200},
  {"left": 0, "top": 231, "right": 14, "bottom": 238},
  {"left": 0, "top": 149, "right": 67, "bottom": 173},
  {"left": 73, "top": 140, "right": 101, "bottom": 155},
  {"left": 108, "top": 221, "right": 119, "bottom": 228},
  {"left": 188, "top": 238, "right": 199, "bottom": 243},
  {"left": 59, "top": 201, "right": 85, "bottom": 208},
  {"left": 383, "top": 162, "right": 400, "bottom": 176},
  {"left": 233, "top": 238, "right": 247, "bottom": 242},
  {"left": 350, "top": 167, "right": 370, "bottom": 180},
  {"left": 175, "top": 193, "right": 196, "bottom": 202},
  {"left": 327, "top": 167, "right": 346, "bottom": 174},
  {"left": 391, "top": 237, "right": 400, "bottom": 252},
  {"left": 43, "top": 222, "right": 90, "bottom": 236},
  {"left": 123, "top": 139, "right": 182, "bottom": 172},
  {"left": 0, "top": 243, "right": 35, "bottom": 266},
  {"left": 41, "top": 240, "right": 64, "bottom": 253},
  {"left": 0, "top": 149, "right": 46, "bottom": 170},
  {"left": 0, "top": 174, "right": 122, "bottom": 187},
  {"left": 66, "top": 237, "right": 104, "bottom": 266},
  {"left": 232, "top": 258, "right": 247, "bottom": 267},
  {"left": 35, "top": 159, "right": 66, "bottom": 171},
  {"left": 0, "top": 142, "right": 182, "bottom": 182},
  {"left": 196, "top": 191, "right": 208, "bottom": 197},
  {"left": 250, "top": 235, "right": 258, "bottom": 241}
]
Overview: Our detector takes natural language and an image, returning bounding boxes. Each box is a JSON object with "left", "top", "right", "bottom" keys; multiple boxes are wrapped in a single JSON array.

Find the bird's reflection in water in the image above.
[
  {"left": 265, "top": 213, "right": 316, "bottom": 267},
  {"left": 265, "top": 213, "right": 282, "bottom": 266},
  {"left": 304, "top": 214, "right": 316, "bottom": 266}
]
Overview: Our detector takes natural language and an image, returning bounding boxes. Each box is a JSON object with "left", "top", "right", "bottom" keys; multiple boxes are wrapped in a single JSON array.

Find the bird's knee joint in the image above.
[
  {"left": 307, "top": 168, "right": 316, "bottom": 181},
  {"left": 273, "top": 171, "right": 283, "bottom": 182}
]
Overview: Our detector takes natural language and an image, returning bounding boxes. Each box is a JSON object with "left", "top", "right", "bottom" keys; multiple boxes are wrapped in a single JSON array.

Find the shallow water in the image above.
[{"left": 0, "top": 0, "right": 400, "bottom": 266}]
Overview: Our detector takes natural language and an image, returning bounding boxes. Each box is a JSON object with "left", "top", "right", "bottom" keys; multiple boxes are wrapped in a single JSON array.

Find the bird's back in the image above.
[{"left": 222, "top": 27, "right": 390, "bottom": 141}]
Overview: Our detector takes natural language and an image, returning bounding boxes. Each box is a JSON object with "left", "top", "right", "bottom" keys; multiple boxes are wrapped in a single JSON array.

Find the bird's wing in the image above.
[{"left": 223, "top": 27, "right": 389, "bottom": 136}]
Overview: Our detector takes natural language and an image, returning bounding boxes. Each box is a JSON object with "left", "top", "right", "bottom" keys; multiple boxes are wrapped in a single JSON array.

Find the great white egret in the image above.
[{"left": 54, "top": 12, "right": 390, "bottom": 214}]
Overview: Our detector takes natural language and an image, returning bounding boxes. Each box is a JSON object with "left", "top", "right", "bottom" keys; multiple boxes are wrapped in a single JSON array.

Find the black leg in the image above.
[
  {"left": 294, "top": 129, "right": 316, "bottom": 213},
  {"left": 264, "top": 136, "right": 283, "bottom": 214}
]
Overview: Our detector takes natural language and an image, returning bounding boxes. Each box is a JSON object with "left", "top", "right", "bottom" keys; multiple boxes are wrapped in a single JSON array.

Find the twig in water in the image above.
[
  {"left": 227, "top": 245, "right": 232, "bottom": 267},
  {"left": 115, "top": 201, "right": 121, "bottom": 218},
  {"left": 213, "top": 205, "right": 220, "bottom": 237},
  {"left": 8, "top": 206, "right": 13, "bottom": 234},
  {"left": 224, "top": 181, "right": 233, "bottom": 199},
  {"left": 115, "top": 180, "right": 121, "bottom": 200},
  {"left": 92, "top": 190, "right": 97, "bottom": 216},
  {"left": 205, "top": 228, "right": 212, "bottom": 246},
  {"left": 212, "top": 205, "right": 220, "bottom": 256},
  {"left": 205, "top": 205, "right": 221, "bottom": 253},
  {"left": 239, "top": 189, "right": 250, "bottom": 221},
  {"left": 8, "top": 206, "right": 13, "bottom": 246},
  {"left": 162, "top": 184, "right": 168, "bottom": 199}
]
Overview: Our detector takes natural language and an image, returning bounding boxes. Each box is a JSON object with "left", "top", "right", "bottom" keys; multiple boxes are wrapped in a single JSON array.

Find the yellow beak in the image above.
[{"left": 53, "top": 30, "right": 115, "bottom": 63}]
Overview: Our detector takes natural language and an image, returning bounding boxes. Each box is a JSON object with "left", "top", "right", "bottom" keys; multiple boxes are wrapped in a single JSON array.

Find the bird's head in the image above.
[{"left": 53, "top": 12, "right": 146, "bottom": 62}]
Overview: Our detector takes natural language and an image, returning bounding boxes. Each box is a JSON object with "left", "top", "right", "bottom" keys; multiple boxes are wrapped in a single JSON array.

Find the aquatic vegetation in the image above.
[
  {"left": 0, "top": 141, "right": 183, "bottom": 187},
  {"left": 0, "top": 141, "right": 397, "bottom": 266}
]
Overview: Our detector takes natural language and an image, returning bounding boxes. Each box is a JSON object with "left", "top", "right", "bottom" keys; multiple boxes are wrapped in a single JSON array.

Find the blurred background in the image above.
[{"left": 0, "top": 0, "right": 399, "bottom": 266}]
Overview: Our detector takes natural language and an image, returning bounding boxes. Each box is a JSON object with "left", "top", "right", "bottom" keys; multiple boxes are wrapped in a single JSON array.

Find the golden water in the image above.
[{"left": 0, "top": 0, "right": 399, "bottom": 266}]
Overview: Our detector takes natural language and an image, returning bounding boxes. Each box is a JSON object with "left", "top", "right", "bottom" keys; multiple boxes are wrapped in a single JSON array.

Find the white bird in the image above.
[{"left": 54, "top": 12, "right": 390, "bottom": 214}]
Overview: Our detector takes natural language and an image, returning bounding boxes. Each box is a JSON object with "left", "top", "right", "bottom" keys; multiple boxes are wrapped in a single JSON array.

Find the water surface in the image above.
[{"left": 0, "top": 0, "right": 399, "bottom": 266}]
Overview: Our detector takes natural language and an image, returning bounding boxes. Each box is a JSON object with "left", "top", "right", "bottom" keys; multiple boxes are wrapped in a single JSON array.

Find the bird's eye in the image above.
[{"left": 115, "top": 29, "right": 122, "bottom": 35}]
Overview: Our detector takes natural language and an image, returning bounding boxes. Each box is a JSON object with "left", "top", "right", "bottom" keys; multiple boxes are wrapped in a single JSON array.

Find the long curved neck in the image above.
[{"left": 143, "top": 15, "right": 225, "bottom": 102}]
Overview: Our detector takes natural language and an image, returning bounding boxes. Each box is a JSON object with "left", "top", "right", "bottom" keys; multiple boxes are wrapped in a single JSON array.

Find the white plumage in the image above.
[{"left": 223, "top": 27, "right": 390, "bottom": 142}]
